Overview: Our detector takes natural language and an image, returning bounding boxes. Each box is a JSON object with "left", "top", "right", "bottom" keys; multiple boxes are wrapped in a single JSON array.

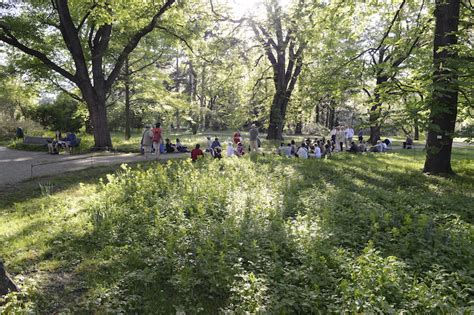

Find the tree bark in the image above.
[
  {"left": 267, "top": 91, "right": 286, "bottom": 139},
  {"left": 328, "top": 105, "right": 335, "bottom": 129},
  {"left": 414, "top": 117, "right": 420, "bottom": 140},
  {"left": 81, "top": 85, "right": 113, "bottom": 149},
  {"left": 0, "top": 261, "right": 18, "bottom": 297},
  {"left": 325, "top": 105, "right": 330, "bottom": 128},
  {"left": 315, "top": 103, "right": 320, "bottom": 123},
  {"left": 423, "top": 0, "right": 460, "bottom": 175},
  {"left": 199, "top": 63, "right": 206, "bottom": 130},
  {"left": 124, "top": 57, "right": 131, "bottom": 140},
  {"left": 368, "top": 75, "right": 388, "bottom": 144}
]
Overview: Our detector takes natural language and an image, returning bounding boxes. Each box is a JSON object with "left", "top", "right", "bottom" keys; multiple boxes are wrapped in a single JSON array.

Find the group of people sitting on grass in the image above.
[
  {"left": 190, "top": 138, "right": 253, "bottom": 162},
  {"left": 165, "top": 138, "right": 189, "bottom": 153},
  {"left": 191, "top": 125, "right": 260, "bottom": 162},
  {"left": 47, "top": 130, "right": 79, "bottom": 154},
  {"left": 275, "top": 134, "right": 394, "bottom": 159}
]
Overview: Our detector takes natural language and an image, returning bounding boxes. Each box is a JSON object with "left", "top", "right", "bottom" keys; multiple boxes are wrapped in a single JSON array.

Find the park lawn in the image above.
[{"left": 0, "top": 147, "right": 473, "bottom": 313}]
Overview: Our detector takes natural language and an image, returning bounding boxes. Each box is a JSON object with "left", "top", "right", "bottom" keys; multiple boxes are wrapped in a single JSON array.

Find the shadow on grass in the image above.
[{"left": 277, "top": 150, "right": 473, "bottom": 274}]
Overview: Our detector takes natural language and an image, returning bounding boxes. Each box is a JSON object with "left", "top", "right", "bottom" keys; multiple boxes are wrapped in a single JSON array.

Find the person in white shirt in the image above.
[
  {"left": 314, "top": 145, "right": 321, "bottom": 158},
  {"left": 335, "top": 126, "right": 345, "bottom": 152},
  {"left": 206, "top": 136, "right": 212, "bottom": 152},
  {"left": 345, "top": 126, "right": 354, "bottom": 149},
  {"left": 297, "top": 144, "right": 308, "bottom": 159},
  {"left": 283, "top": 144, "right": 292, "bottom": 157},
  {"left": 226, "top": 142, "right": 234, "bottom": 157}
]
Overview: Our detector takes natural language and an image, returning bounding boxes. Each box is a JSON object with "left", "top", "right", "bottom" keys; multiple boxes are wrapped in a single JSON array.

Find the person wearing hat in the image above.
[
  {"left": 249, "top": 123, "right": 259, "bottom": 152},
  {"left": 141, "top": 125, "right": 154, "bottom": 156}
]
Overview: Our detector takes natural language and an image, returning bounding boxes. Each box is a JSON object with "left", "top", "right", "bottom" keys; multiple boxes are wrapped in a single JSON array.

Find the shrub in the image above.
[{"left": 28, "top": 93, "right": 85, "bottom": 132}]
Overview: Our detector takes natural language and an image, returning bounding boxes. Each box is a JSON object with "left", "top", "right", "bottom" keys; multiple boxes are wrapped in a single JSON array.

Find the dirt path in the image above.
[{"left": 0, "top": 147, "right": 187, "bottom": 188}]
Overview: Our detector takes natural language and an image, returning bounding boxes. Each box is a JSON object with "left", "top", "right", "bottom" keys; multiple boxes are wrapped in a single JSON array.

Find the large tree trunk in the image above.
[
  {"left": 82, "top": 87, "right": 112, "bottom": 149},
  {"left": 414, "top": 118, "right": 420, "bottom": 140},
  {"left": 325, "top": 106, "right": 329, "bottom": 128},
  {"left": 368, "top": 75, "right": 388, "bottom": 144},
  {"left": 0, "top": 261, "right": 18, "bottom": 297},
  {"left": 199, "top": 63, "right": 206, "bottom": 130},
  {"left": 124, "top": 57, "right": 131, "bottom": 140},
  {"left": 423, "top": 0, "right": 460, "bottom": 175},
  {"left": 328, "top": 105, "right": 335, "bottom": 129},
  {"left": 267, "top": 88, "right": 287, "bottom": 140},
  {"left": 315, "top": 104, "right": 320, "bottom": 123}
]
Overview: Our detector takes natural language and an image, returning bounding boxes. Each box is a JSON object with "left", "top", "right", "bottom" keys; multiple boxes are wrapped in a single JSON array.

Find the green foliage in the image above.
[
  {"left": 2, "top": 149, "right": 471, "bottom": 313},
  {"left": 28, "top": 93, "right": 85, "bottom": 132},
  {"left": 0, "top": 279, "right": 37, "bottom": 314}
]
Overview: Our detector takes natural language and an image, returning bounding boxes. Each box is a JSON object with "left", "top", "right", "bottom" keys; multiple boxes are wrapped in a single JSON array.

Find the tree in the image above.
[
  {"left": 423, "top": 0, "right": 460, "bottom": 175},
  {"left": 0, "top": 0, "right": 176, "bottom": 149},
  {"left": 359, "top": 0, "right": 431, "bottom": 144},
  {"left": 249, "top": 0, "right": 306, "bottom": 139}
]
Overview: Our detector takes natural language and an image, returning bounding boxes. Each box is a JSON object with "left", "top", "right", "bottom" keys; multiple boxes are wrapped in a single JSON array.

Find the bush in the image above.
[{"left": 28, "top": 93, "right": 85, "bottom": 132}]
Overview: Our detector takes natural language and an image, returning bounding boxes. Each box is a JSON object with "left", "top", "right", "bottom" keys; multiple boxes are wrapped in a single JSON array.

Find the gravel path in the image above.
[{"left": 0, "top": 147, "right": 187, "bottom": 188}]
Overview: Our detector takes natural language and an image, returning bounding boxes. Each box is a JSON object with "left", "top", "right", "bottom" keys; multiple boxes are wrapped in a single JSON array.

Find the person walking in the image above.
[
  {"left": 152, "top": 122, "right": 163, "bottom": 159},
  {"left": 249, "top": 124, "right": 259, "bottom": 152}
]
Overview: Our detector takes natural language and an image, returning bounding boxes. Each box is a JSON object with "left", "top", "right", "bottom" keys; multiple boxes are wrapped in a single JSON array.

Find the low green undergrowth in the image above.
[{"left": 1, "top": 149, "right": 473, "bottom": 313}]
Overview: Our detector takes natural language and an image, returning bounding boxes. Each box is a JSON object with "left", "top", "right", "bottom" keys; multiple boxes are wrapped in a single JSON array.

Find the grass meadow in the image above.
[{"left": 0, "top": 138, "right": 473, "bottom": 313}]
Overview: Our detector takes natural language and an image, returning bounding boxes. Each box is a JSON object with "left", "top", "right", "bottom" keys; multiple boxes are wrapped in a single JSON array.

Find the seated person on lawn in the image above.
[
  {"left": 165, "top": 138, "right": 176, "bottom": 153},
  {"left": 191, "top": 144, "right": 204, "bottom": 162},
  {"left": 175, "top": 138, "right": 189, "bottom": 152}
]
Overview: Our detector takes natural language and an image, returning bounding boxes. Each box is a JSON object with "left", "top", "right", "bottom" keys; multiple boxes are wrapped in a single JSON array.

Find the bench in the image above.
[
  {"left": 57, "top": 137, "right": 82, "bottom": 153},
  {"left": 23, "top": 136, "right": 53, "bottom": 146}
]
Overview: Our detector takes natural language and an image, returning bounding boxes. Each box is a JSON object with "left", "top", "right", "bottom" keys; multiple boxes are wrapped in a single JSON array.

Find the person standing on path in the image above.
[
  {"left": 344, "top": 126, "right": 354, "bottom": 149},
  {"left": 358, "top": 129, "right": 364, "bottom": 142},
  {"left": 141, "top": 125, "right": 154, "bottom": 157},
  {"left": 152, "top": 122, "right": 163, "bottom": 159},
  {"left": 249, "top": 124, "right": 259, "bottom": 152}
]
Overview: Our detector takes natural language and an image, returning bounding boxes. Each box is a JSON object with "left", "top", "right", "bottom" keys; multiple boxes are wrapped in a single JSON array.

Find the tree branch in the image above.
[
  {"left": 77, "top": 3, "right": 97, "bottom": 31},
  {"left": 0, "top": 23, "right": 76, "bottom": 83},
  {"left": 374, "top": 0, "right": 407, "bottom": 52},
  {"left": 105, "top": 0, "right": 176, "bottom": 92}
]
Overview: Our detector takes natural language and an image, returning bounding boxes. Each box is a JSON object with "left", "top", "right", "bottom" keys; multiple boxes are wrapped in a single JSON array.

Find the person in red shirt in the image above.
[
  {"left": 152, "top": 122, "right": 163, "bottom": 159},
  {"left": 233, "top": 130, "right": 241, "bottom": 145},
  {"left": 191, "top": 144, "right": 204, "bottom": 162}
]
